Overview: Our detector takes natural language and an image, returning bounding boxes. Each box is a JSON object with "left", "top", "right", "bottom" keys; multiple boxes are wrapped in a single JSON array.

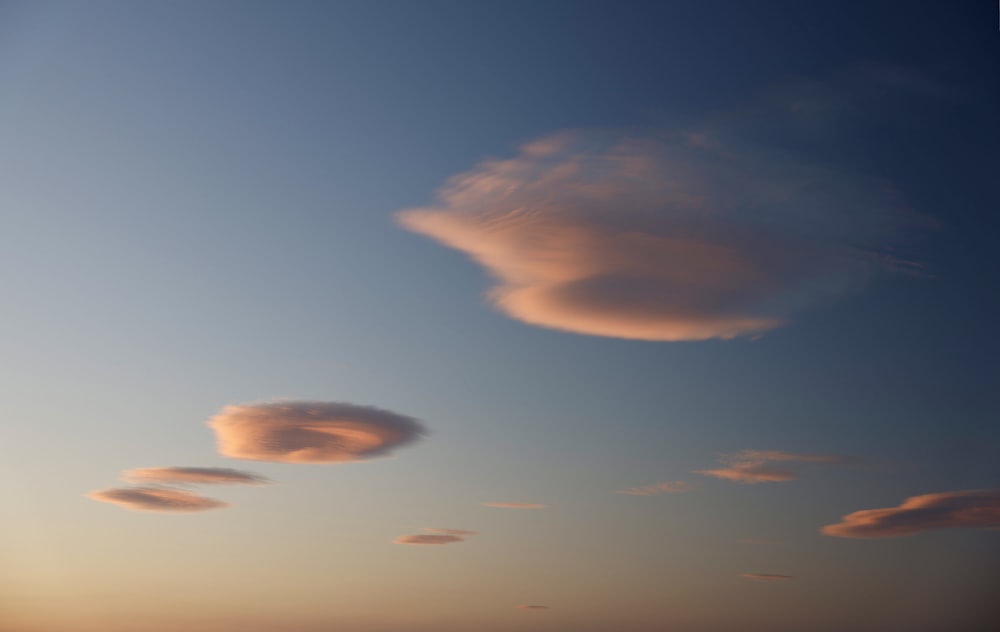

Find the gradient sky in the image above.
[{"left": 1, "top": 2, "right": 998, "bottom": 632}]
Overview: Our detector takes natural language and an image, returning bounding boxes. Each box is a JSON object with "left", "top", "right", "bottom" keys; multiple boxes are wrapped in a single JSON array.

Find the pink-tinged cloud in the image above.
[
  {"left": 398, "top": 122, "right": 924, "bottom": 341},
  {"left": 208, "top": 401, "right": 426, "bottom": 464},
  {"left": 481, "top": 502, "right": 545, "bottom": 509},
  {"left": 821, "top": 489, "right": 1000, "bottom": 539},
  {"left": 741, "top": 573, "right": 794, "bottom": 582},
  {"left": 394, "top": 534, "right": 465, "bottom": 545},
  {"left": 394, "top": 527, "right": 479, "bottom": 545},
  {"left": 121, "top": 467, "right": 271, "bottom": 486},
  {"left": 86, "top": 487, "right": 229, "bottom": 513},
  {"left": 617, "top": 481, "right": 693, "bottom": 495},
  {"left": 517, "top": 605, "right": 549, "bottom": 610},
  {"left": 422, "top": 528, "right": 480, "bottom": 536},
  {"left": 695, "top": 450, "right": 853, "bottom": 484}
]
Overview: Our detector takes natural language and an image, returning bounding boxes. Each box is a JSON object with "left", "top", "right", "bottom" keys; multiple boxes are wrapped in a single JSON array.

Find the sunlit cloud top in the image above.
[{"left": 209, "top": 401, "right": 426, "bottom": 464}]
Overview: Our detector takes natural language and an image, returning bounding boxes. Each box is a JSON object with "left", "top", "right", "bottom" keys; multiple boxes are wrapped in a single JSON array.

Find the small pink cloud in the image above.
[
  {"left": 481, "top": 502, "right": 545, "bottom": 509},
  {"left": 121, "top": 467, "right": 270, "bottom": 486},
  {"left": 517, "top": 605, "right": 549, "bottom": 611},
  {"left": 208, "top": 401, "right": 425, "bottom": 464},
  {"left": 616, "top": 481, "right": 692, "bottom": 495},
  {"left": 695, "top": 450, "right": 854, "bottom": 484},
  {"left": 394, "top": 527, "right": 479, "bottom": 545},
  {"left": 821, "top": 489, "right": 1000, "bottom": 538},
  {"left": 741, "top": 573, "right": 794, "bottom": 582},
  {"left": 86, "top": 487, "right": 229, "bottom": 513}
]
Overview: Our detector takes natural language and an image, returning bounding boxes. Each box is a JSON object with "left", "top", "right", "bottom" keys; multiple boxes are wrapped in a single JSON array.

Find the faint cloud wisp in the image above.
[
  {"left": 121, "top": 467, "right": 271, "bottom": 486},
  {"left": 695, "top": 450, "right": 854, "bottom": 484},
  {"left": 741, "top": 573, "right": 795, "bottom": 582},
  {"left": 481, "top": 502, "right": 545, "bottom": 509},
  {"left": 617, "top": 481, "right": 692, "bottom": 495}
]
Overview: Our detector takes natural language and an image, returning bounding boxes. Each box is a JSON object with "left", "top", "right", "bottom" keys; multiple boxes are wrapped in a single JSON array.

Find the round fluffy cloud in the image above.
[
  {"left": 87, "top": 487, "right": 229, "bottom": 513},
  {"left": 208, "top": 401, "right": 426, "bottom": 464}
]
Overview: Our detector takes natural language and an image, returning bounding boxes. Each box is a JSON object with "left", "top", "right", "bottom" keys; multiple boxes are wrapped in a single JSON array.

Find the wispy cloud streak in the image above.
[
  {"left": 617, "top": 481, "right": 692, "bottom": 495},
  {"left": 121, "top": 467, "right": 271, "bottom": 486},
  {"left": 741, "top": 573, "right": 794, "bottom": 582},
  {"left": 822, "top": 490, "right": 1000, "bottom": 538},
  {"left": 695, "top": 450, "right": 854, "bottom": 483},
  {"left": 394, "top": 527, "right": 479, "bottom": 545}
]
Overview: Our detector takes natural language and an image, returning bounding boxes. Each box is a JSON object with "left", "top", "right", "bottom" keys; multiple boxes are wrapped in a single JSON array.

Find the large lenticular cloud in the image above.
[
  {"left": 87, "top": 487, "right": 229, "bottom": 513},
  {"left": 398, "top": 127, "right": 924, "bottom": 341},
  {"left": 209, "top": 401, "right": 426, "bottom": 464},
  {"left": 822, "top": 489, "right": 1000, "bottom": 538}
]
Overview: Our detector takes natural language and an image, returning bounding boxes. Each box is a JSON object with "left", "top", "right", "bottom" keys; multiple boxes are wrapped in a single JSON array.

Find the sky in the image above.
[{"left": 0, "top": 2, "right": 998, "bottom": 631}]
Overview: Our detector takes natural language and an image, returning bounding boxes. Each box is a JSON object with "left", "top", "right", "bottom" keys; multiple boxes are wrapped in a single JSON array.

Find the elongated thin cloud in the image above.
[
  {"left": 86, "top": 487, "right": 229, "bottom": 513},
  {"left": 695, "top": 450, "right": 853, "bottom": 484},
  {"left": 822, "top": 490, "right": 1000, "bottom": 538},
  {"left": 741, "top": 573, "right": 794, "bottom": 582},
  {"left": 617, "top": 481, "right": 692, "bottom": 495},
  {"left": 121, "top": 467, "right": 271, "bottom": 486},
  {"left": 394, "top": 527, "right": 479, "bottom": 545},
  {"left": 209, "top": 401, "right": 426, "bottom": 464},
  {"left": 481, "top": 502, "right": 545, "bottom": 509},
  {"left": 398, "top": 77, "right": 928, "bottom": 342},
  {"left": 394, "top": 534, "right": 464, "bottom": 545},
  {"left": 517, "top": 605, "right": 549, "bottom": 610}
]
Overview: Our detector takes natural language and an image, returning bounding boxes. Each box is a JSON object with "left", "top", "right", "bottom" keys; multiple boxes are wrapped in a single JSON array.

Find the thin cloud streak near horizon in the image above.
[
  {"left": 208, "top": 401, "right": 426, "bottom": 464},
  {"left": 422, "top": 528, "right": 480, "bottom": 536},
  {"left": 481, "top": 502, "right": 546, "bottom": 509},
  {"left": 394, "top": 527, "right": 479, "bottom": 545},
  {"left": 741, "top": 573, "right": 795, "bottom": 582},
  {"left": 617, "top": 481, "right": 693, "bottom": 495},
  {"left": 822, "top": 489, "right": 1000, "bottom": 538}
]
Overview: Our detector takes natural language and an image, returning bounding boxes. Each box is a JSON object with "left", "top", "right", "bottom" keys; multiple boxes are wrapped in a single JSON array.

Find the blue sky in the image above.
[{"left": 1, "top": 2, "right": 998, "bottom": 631}]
